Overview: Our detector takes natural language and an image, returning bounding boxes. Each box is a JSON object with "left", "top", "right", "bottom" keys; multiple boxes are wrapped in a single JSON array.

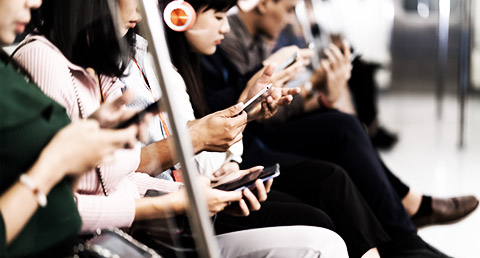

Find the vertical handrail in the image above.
[
  {"left": 457, "top": 0, "right": 472, "bottom": 148},
  {"left": 137, "top": 0, "right": 221, "bottom": 257},
  {"left": 435, "top": 0, "right": 451, "bottom": 120},
  {"left": 295, "top": 0, "right": 320, "bottom": 69}
]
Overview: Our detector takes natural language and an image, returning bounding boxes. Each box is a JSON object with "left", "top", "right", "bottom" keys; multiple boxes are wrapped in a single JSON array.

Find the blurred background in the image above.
[{"left": 313, "top": 0, "right": 479, "bottom": 256}]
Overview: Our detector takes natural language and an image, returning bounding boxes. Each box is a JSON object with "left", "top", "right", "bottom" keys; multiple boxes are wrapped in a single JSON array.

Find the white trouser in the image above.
[{"left": 216, "top": 226, "right": 349, "bottom": 258}]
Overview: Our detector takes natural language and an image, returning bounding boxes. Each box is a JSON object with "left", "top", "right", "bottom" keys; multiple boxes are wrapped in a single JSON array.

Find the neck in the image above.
[{"left": 238, "top": 10, "right": 259, "bottom": 37}]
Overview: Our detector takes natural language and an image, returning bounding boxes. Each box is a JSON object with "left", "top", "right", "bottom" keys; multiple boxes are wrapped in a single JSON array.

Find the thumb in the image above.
[
  {"left": 246, "top": 166, "right": 264, "bottom": 173},
  {"left": 220, "top": 102, "right": 244, "bottom": 117},
  {"left": 259, "top": 63, "right": 275, "bottom": 83}
]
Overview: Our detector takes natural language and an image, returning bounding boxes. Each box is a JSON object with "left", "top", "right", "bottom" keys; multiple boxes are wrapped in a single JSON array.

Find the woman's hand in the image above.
[
  {"left": 38, "top": 120, "right": 139, "bottom": 179},
  {"left": 188, "top": 103, "right": 247, "bottom": 153},
  {"left": 312, "top": 40, "right": 353, "bottom": 104},
  {"left": 210, "top": 164, "right": 264, "bottom": 187},
  {"left": 223, "top": 178, "right": 273, "bottom": 216},
  {"left": 88, "top": 88, "right": 153, "bottom": 143},
  {"left": 242, "top": 64, "right": 301, "bottom": 121},
  {"left": 261, "top": 45, "right": 313, "bottom": 88},
  {"left": 210, "top": 162, "right": 241, "bottom": 182},
  {"left": 209, "top": 164, "right": 274, "bottom": 217}
]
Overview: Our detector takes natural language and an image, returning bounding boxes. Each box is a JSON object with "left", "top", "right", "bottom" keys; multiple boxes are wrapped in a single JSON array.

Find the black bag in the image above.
[
  {"left": 73, "top": 228, "right": 161, "bottom": 258},
  {"left": 129, "top": 190, "right": 197, "bottom": 257}
]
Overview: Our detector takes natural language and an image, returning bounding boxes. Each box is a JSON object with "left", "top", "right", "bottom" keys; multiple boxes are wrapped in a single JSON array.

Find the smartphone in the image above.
[
  {"left": 115, "top": 99, "right": 162, "bottom": 129},
  {"left": 214, "top": 164, "right": 280, "bottom": 192},
  {"left": 243, "top": 83, "right": 273, "bottom": 113},
  {"left": 274, "top": 51, "right": 299, "bottom": 73}
]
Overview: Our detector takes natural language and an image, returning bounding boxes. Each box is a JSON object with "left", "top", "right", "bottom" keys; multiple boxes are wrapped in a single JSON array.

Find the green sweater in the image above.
[{"left": 0, "top": 58, "right": 81, "bottom": 257}]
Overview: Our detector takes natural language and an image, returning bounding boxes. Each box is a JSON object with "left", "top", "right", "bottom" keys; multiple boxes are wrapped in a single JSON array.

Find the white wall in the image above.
[{"left": 313, "top": 0, "right": 395, "bottom": 65}]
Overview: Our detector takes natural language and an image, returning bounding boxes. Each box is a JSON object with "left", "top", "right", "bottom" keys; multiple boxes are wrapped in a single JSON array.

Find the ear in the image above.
[{"left": 256, "top": 0, "right": 269, "bottom": 15}]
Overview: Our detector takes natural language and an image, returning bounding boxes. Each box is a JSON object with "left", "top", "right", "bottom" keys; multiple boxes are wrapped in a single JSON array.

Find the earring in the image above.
[{"left": 163, "top": 0, "right": 196, "bottom": 32}]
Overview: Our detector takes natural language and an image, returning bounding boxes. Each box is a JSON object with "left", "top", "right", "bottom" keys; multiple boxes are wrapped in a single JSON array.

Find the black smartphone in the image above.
[
  {"left": 243, "top": 83, "right": 273, "bottom": 113},
  {"left": 115, "top": 100, "right": 162, "bottom": 129},
  {"left": 214, "top": 164, "right": 280, "bottom": 191}
]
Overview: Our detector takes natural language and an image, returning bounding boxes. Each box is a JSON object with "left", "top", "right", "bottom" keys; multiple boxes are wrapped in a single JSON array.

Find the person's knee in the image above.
[
  {"left": 293, "top": 204, "right": 335, "bottom": 231},
  {"left": 290, "top": 226, "right": 349, "bottom": 258}
]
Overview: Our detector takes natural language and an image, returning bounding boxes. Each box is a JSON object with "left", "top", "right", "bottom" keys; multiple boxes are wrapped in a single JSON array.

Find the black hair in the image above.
[
  {"left": 160, "top": 0, "right": 237, "bottom": 117},
  {"left": 28, "top": 0, "right": 135, "bottom": 78}
]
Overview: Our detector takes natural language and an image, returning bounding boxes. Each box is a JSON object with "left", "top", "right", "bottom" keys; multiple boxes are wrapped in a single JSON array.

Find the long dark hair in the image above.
[
  {"left": 160, "top": 0, "right": 237, "bottom": 117},
  {"left": 28, "top": 0, "right": 135, "bottom": 77}
]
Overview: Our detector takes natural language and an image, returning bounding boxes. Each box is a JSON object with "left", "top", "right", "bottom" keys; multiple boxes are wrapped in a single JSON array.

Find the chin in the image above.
[
  {"left": 0, "top": 33, "right": 15, "bottom": 45},
  {"left": 203, "top": 46, "right": 217, "bottom": 56}
]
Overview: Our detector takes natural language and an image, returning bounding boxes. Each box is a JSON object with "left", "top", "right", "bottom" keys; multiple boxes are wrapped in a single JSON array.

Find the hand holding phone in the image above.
[
  {"left": 214, "top": 164, "right": 280, "bottom": 191},
  {"left": 115, "top": 100, "right": 162, "bottom": 129},
  {"left": 243, "top": 83, "right": 273, "bottom": 113},
  {"left": 274, "top": 51, "right": 299, "bottom": 73}
]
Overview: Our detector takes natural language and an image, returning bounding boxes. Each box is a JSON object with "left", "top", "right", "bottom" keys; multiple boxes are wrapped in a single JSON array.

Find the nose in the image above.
[
  {"left": 27, "top": 0, "right": 42, "bottom": 9},
  {"left": 220, "top": 17, "right": 230, "bottom": 34}
]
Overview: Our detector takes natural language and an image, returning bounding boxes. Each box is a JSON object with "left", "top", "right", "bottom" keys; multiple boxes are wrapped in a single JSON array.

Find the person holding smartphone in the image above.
[
  {"left": 126, "top": 0, "right": 422, "bottom": 257},
  {"left": 0, "top": 1, "right": 147, "bottom": 257},
  {"left": 204, "top": 0, "right": 476, "bottom": 257},
  {"left": 11, "top": 1, "right": 352, "bottom": 257}
]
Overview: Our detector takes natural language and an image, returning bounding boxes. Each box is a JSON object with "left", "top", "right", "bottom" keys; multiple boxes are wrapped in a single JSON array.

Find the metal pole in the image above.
[
  {"left": 296, "top": 0, "right": 321, "bottom": 69},
  {"left": 457, "top": 0, "right": 472, "bottom": 148},
  {"left": 137, "top": 0, "right": 221, "bottom": 257},
  {"left": 436, "top": 0, "right": 451, "bottom": 120}
]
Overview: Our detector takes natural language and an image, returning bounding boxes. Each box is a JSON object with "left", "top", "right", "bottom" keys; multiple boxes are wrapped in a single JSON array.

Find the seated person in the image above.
[
  {"left": 0, "top": 2, "right": 144, "bottom": 257},
  {"left": 11, "top": 0, "right": 350, "bottom": 257}
]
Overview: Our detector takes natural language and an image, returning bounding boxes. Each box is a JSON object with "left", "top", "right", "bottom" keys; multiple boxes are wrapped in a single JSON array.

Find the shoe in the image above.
[
  {"left": 378, "top": 233, "right": 452, "bottom": 258},
  {"left": 412, "top": 195, "right": 479, "bottom": 228},
  {"left": 370, "top": 127, "right": 398, "bottom": 150}
]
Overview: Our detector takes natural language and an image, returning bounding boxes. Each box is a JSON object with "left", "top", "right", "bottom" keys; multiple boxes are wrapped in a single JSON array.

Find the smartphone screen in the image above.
[{"left": 214, "top": 164, "right": 280, "bottom": 191}]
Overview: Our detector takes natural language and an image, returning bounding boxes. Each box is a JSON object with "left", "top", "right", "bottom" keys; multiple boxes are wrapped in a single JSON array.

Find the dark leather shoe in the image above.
[{"left": 413, "top": 195, "right": 479, "bottom": 228}]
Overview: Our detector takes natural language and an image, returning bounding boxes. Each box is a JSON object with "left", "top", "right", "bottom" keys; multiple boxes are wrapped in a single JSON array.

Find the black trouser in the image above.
[
  {"left": 215, "top": 190, "right": 335, "bottom": 232},
  {"left": 250, "top": 109, "right": 417, "bottom": 241},
  {"left": 223, "top": 137, "right": 390, "bottom": 258},
  {"left": 348, "top": 59, "right": 379, "bottom": 127}
]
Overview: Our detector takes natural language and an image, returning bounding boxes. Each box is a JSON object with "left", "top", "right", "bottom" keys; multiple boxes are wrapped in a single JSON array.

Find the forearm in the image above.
[
  {"left": 0, "top": 160, "right": 62, "bottom": 244},
  {"left": 139, "top": 138, "right": 177, "bottom": 176},
  {"left": 134, "top": 191, "right": 187, "bottom": 221}
]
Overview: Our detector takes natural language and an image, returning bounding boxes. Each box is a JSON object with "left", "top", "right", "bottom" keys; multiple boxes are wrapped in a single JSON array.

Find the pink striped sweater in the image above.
[{"left": 13, "top": 35, "right": 182, "bottom": 232}]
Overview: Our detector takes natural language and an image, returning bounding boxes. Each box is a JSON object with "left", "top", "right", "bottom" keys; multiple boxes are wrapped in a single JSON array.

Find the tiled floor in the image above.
[{"left": 378, "top": 93, "right": 480, "bottom": 258}]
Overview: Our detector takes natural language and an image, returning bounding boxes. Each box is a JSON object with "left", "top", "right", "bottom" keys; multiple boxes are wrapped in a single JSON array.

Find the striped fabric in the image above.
[{"left": 13, "top": 35, "right": 182, "bottom": 232}]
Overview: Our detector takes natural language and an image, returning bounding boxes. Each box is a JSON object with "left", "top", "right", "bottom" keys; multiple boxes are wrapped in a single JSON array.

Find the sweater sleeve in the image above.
[
  {"left": 13, "top": 41, "right": 79, "bottom": 118},
  {"left": 128, "top": 172, "right": 183, "bottom": 197},
  {"left": 75, "top": 177, "right": 137, "bottom": 233}
]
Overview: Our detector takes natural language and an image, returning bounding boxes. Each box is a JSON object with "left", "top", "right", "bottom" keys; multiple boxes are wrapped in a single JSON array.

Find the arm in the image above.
[
  {"left": 0, "top": 121, "right": 138, "bottom": 244},
  {"left": 138, "top": 103, "right": 247, "bottom": 176}
]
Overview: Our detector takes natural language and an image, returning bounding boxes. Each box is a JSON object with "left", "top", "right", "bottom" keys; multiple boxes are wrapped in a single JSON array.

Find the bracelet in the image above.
[
  {"left": 19, "top": 174, "right": 47, "bottom": 208},
  {"left": 318, "top": 93, "right": 334, "bottom": 109}
]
